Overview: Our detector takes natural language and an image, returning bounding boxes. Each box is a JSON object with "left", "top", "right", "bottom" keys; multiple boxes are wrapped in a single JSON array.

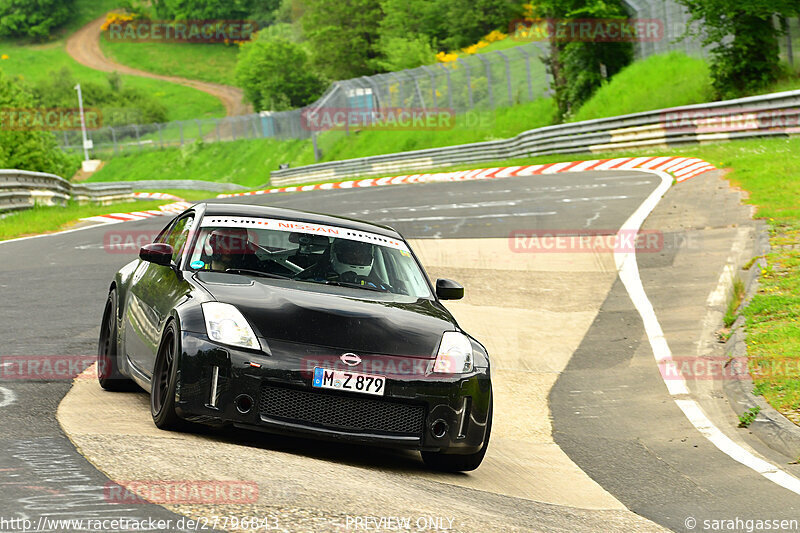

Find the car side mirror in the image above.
[
  {"left": 436, "top": 278, "right": 464, "bottom": 300},
  {"left": 140, "top": 243, "right": 174, "bottom": 267}
]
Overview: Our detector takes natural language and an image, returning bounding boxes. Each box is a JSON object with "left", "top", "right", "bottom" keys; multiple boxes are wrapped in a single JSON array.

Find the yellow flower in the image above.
[
  {"left": 0, "top": 54, "right": 8, "bottom": 60},
  {"left": 101, "top": 12, "right": 136, "bottom": 31},
  {"left": 483, "top": 30, "right": 507, "bottom": 43}
]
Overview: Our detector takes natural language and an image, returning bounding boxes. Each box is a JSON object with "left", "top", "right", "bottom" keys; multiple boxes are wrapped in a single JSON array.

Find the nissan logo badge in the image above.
[{"left": 340, "top": 353, "right": 361, "bottom": 366}]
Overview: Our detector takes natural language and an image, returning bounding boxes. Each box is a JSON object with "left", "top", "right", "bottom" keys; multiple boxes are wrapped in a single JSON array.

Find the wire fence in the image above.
[
  {"left": 59, "top": 2, "right": 796, "bottom": 159},
  {"left": 59, "top": 42, "right": 551, "bottom": 157},
  {"left": 623, "top": 0, "right": 707, "bottom": 58}
]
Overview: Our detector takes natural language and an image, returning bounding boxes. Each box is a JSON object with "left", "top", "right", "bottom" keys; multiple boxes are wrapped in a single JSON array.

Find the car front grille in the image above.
[{"left": 259, "top": 384, "right": 425, "bottom": 436}]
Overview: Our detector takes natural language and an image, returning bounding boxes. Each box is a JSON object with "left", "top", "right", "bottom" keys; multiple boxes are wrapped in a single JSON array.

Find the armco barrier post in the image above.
[
  {"left": 458, "top": 58, "right": 474, "bottom": 109},
  {"left": 518, "top": 47, "right": 534, "bottom": 101},
  {"left": 497, "top": 51, "right": 513, "bottom": 105},
  {"left": 478, "top": 54, "right": 494, "bottom": 109}
]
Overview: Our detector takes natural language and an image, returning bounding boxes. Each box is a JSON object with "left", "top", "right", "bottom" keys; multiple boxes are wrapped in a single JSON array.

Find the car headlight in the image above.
[
  {"left": 202, "top": 302, "right": 260, "bottom": 350},
  {"left": 433, "top": 331, "right": 473, "bottom": 373}
]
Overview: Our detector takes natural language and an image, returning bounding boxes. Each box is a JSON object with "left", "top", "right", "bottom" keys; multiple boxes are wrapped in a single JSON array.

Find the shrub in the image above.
[
  {"left": 235, "top": 38, "right": 326, "bottom": 111},
  {"left": 0, "top": 70, "right": 78, "bottom": 176}
]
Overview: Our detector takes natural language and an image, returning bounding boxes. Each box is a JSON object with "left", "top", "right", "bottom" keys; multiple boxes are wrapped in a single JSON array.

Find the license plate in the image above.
[{"left": 312, "top": 367, "right": 385, "bottom": 396}]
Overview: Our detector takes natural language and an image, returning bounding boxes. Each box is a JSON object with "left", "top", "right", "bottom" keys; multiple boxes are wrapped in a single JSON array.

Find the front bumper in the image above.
[{"left": 174, "top": 332, "right": 491, "bottom": 454}]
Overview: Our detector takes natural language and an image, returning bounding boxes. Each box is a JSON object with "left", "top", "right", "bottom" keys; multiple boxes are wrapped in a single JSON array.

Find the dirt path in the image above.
[{"left": 65, "top": 15, "right": 252, "bottom": 117}]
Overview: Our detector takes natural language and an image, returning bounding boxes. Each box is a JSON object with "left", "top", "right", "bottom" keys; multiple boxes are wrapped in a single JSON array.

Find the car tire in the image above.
[
  {"left": 150, "top": 322, "right": 185, "bottom": 431},
  {"left": 421, "top": 397, "right": 492, "bottom": 472},
  {"left": 97, "top": 290, "right": 137, "bottom": 392}
]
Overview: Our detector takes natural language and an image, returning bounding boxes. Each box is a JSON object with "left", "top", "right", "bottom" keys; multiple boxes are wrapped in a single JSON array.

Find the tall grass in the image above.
[{"left": 570, "top": 52, "right": 714, "bottom": 122}]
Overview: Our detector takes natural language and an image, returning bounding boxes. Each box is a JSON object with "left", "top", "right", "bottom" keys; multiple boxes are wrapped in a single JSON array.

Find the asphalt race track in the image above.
[{"left": 2, "top": 169, "right": 799, "bottom": 532}]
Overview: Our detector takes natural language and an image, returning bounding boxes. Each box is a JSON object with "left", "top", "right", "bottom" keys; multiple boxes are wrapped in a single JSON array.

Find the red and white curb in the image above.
[
  {"left": 132, "top": 192, "right": 185, "bottom": 202},
  {"left": 81, "top": 201, "right": 191, "bottom": 224},
  {"left": 217, "top": 156, "right": 717, "bottom": 199}
]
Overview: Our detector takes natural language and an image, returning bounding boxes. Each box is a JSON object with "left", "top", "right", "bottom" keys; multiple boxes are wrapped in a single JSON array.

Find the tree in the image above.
[
  {"left": 675, "top": 0, "right": 799, "bottom": 98},
  {"left": 379, "top": 0, "right": 520, "bottom": 51},
  {"left": 0, "top": 70, "right": 77, "bottom": 176},
  {"left": 378, "top": 0, "right": 449, "bottom": 47},
  {"left": 301, "top": 0, "right": 383, "bottom": 80},
  {"left": 150, "top": 0, "right": 257, "bottom": 20},
  {"left": 444, "top": 0, "right": 520, "bottom": 49},
  {"left": 0, "top": 0, "right": 73, "bottom": 40},
  {"left": 533, "top": 0, "right": 633, "bottom": 119},
  {"left": 235, "top": 38, "right": 326, "bottom": 110},
  {"left": 373, "top": 35, "right": 437, "bottom": 72}
]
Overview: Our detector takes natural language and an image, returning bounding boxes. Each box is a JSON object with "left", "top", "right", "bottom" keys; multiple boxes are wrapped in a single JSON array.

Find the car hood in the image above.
[{"left": 194, "top": 273, "right": 456, "bottom": 358}]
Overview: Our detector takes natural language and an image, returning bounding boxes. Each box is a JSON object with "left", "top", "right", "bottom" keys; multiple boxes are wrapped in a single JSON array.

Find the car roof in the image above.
[{"left": 197, "top": 203, "right": 402, "bottom": 239}]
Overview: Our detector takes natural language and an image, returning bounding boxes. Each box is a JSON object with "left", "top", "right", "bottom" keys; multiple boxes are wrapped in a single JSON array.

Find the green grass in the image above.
[
  {"left": 0, "top": 199, "right": 166, "bottom": 241},
  {"left": 135, "top": 189, "right": 217, "bottom": 202},
  {"left": 100, "top": 39, "right": 240, "bottom": 85},
  {"left": 744, "top": 219, "right": 800, "bottom": 415},
  {"left": 0, "top": 41, "right": 224, "bottom": 121},
  {"left": 90, "top": 138, "right": 313, "bottom": 187},
  {"left": 88, "top": 99, "right": 558, "bottom": 186},
  {"left": 570, "top": 52, "right": 714, "bottom": 122},
  {"left": 316, "top": 100, "right": 557, "bottom": 162},
  {"left": 724, "top": 276, "right": 746, "bottom": 328}
]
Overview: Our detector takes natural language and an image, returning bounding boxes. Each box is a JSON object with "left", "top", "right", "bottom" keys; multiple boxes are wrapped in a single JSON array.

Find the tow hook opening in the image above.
[
  {"left": 235, "top": 394, "right": 254, "bottom": 414},
  {"left": 431, "top": 419, "right": 449, "bottom": 439}
]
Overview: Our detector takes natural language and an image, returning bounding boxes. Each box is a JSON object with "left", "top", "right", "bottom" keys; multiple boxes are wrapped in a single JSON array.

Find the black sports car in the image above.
[{"left": 98, "top": 203, "right": 492, "bottom": 471}]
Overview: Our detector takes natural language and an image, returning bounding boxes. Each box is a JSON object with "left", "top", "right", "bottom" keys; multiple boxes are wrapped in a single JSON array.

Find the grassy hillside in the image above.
[
  {"left": 570, "top": 52, "right": 713, "bottom": 122},
  {"left": 0, "top": 41, "right": 225, "bottom": 121},
  {"left": 88, "top": 98, "right": 558, "bottom": 186},
  {"left": 86, "top": 50, "right": 800, "bottom": 188},
  {"left": 100, "top": 39, "right": 240, "bottom": 85},
  {"left": 89, "top": 138, "right": 312, "bottom": 187},
  {"left": 0, "top": 0, "right": 225, "bottom": 122}
]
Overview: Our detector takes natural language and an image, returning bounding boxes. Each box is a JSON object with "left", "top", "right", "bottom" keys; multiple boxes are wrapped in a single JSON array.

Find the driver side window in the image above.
[{"left": 164, "top": 215, "right": 194, "bottom": 263}]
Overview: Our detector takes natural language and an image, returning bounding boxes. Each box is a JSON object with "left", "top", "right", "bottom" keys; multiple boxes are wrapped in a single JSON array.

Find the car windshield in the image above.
[{"left": 187, "top": 215, "right": 432, "bottom": 298}]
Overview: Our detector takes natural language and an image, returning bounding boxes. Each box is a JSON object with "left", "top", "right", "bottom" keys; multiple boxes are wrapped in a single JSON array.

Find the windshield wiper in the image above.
[
  {"left": 323, "top": 280, "right": 385, "bottom": 292},
  {"left": 224, "top": 268, "right": 291, "bottom": 280}
]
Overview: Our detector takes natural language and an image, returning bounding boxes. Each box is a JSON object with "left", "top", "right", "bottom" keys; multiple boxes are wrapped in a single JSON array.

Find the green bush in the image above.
[
  {"left": 235, "top": 38, "right": 325, "bottom": 111},
  {"left": 676, "top": 0, "right": 799, "bottom": 98},
  {"left": 374, "top": 35, "right": 437, "bottom": 72},
  {"left": 0, "top": 70, "right": 79, "bottom": 177},
  {"left": 30, "top": 68, "right": 168, "bottom": 126},
  {"left": 0, "top": 0, "right": 73, "bottom": 39}
]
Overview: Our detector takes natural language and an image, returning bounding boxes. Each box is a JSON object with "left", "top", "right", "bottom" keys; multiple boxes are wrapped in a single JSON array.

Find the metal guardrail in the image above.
[
  {"left": 0, "top": 170, "right": 135, "bottom": 213},
  {"left": 269, "top": 89, "right": 800, "bottom": 186},
  {"left": 87, "top": 180, "right": 248, "bottom": 192}
]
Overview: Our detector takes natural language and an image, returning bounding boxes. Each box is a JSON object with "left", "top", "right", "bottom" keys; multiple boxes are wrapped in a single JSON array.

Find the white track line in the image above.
[
  {"left": 0, "top": 219, "right": 126, "bottom": 246},
  {"left": 616, "top": 169, "right": 800, "bottom": 496},
  {"left": 0, "top": 386, "right": 16, "bottom": 408}
]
